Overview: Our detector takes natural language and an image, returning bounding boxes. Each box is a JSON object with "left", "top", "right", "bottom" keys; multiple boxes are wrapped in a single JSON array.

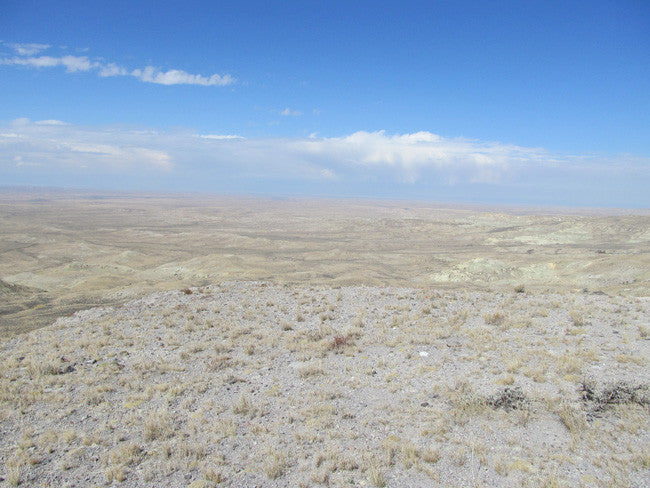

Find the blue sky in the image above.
[{"left": 1, "top": 0, "right": 649, "bottom": 207}]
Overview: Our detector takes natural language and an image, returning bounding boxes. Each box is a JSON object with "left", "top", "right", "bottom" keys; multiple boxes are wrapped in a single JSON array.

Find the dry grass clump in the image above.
[
  {"left": 232, "top": 394, "right": 264, "bottom": 418},
  {"left": 382, "top": 436, "right": 440, "bottom": 469},
  {"left": 365, "top": 456, "right": 386, "bottom": 488},
  {"left": 557, "top": 353, "right": 583, "bottom": 375},
  {"left": 4, "top": 457, "right": 24, "bottom": 486},
  {"left": 202, "top": 465, "right": 225, "bottom": 483},
  {"left": 569, "top": 308, "right": 585, "bottom": 326},
  {"left": 143, "top": 410, "right": 174, "bottom": 441},
  {"left": 449, "top": 383, "right": 532, "bottom": 425},
  {"left": 448, "top": 381, "right": 487, "bottom": 425},
  {"left": 555, "top": 401, "right": 587, "bottom": 435},
  {"left": 483, "top": 311, "right": 506, "bottom": 325},
  {"left": 328, "top": 329, "right": 360, "bottom": 352},
  {"left": 263, "top": 449, "right": 289, "bottom": 479},
  {"left": 486, "top": 387, "right": 528, "bottom": 412},
  {"left": 107, "top": 442, "right": 143, "bottom": 466},
  {"left": 104, "top": 441, "right": 143, "bottom": 482},
  {"left": 27, "top": 355, "right": 75, "bottom": 377},
  {"left": 329, "top": 335, "right": 351, "bottom": 350},
  {"left": 105, "top": 465, "right": 126, "bottom": 483},
  {"left": 208, "top": 354, "right": 232, "bottom": 370},
  {"left": 297, "top": 361, "right": 325, "bottom": 378}
]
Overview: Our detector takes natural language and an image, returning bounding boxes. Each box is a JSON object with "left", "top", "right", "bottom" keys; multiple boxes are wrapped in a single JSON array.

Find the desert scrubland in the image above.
[
  {"left": 0, "top": 190, "right": 648, "bottom": 487},
  {"left": 1, "top": 189, "right": 648, "bottom": 336}
]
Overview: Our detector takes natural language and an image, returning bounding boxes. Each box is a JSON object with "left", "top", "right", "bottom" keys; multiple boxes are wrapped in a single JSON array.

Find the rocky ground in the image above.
[{"left": 0, "top": 282, "right": 648, "bottom": 487}]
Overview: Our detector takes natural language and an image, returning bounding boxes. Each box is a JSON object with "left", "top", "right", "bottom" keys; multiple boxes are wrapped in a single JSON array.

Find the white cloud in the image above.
[
  {"left": 1, "top": 43, "right": 235, "bottom": 87},
  {"left": 1, "top": 55, "right": 95, "bottom": 72},
  {"left": 9, "top": 43, "right": 50, "bottom": 55},
  {"left": 63, "top": 143, "right": 172, "bottom": 170},
  {"left": 280, "top": 108, "right": 302, "bottom": 116},
  {"left": 0, "top": 122, "right": 552, "bottom": 180},
  {"left": 98, "top": 63, "right": 127, "bottom": 77},
  {"left": 291, "top": 130, "right": 549, "bottom": 182},
  {"left": 198, "top": 134, "right": 244, "bottom": 140},
  {"left": 59, "top": 55, "right": 95, "bottom": 72},
  {"left": 130, "top": 67, "right": 235, "bottom": 86},
  {"left": 35, "top": 119, "right": 68, "bottom": 126},
  {"left": 320, "top": 168, "right": 336, "bottom": 180},
  {"left": 1, "top": 120, "right": 648, "bottom": 206},
  {"left": 0, "top": 119, "right": 172, "bottom": 171}
]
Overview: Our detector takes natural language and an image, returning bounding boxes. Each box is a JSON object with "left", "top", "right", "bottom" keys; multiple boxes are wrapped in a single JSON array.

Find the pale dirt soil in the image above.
[
  {"left": 2, "top": 191, "right": 649, "bottom": 336},
  {"left": 1, "top": 282, "right": 648, "bottom": 487}
]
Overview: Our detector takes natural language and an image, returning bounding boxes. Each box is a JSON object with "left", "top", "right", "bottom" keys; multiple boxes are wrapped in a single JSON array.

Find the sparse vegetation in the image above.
[
  {"left": 580, "top": 380, "right": 649, "bottom": 416},
  {"left": 569, "top": 308, "right": 586, "bottom": 326},
  {"left": 1, "top": 277, "right": 648, "bottom": 486},
  {"left": 143, "top": 411, "right": 174, "bottom": 441},
  {"left": 556, "top": 401, "right": 587, "bottom": 435},
  {"left": 263, "top": 450, "right": 288, "bottom": 480},
  {"left": 483, "top": 311, "right": 506, "bottom": 325},
  {"left": 487, "top": 386, "right": 528, "bottom": 411}
]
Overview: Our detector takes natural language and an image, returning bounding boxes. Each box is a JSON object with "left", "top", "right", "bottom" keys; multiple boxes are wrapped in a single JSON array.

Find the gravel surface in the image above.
[{"left": 1, "top": 282, "right": 648, "bottom": 487}]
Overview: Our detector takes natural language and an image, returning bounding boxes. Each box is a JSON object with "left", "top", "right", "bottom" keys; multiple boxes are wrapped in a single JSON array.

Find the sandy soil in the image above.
[{"left": 1, "top": 282, "right": 648, "bottom": 487}]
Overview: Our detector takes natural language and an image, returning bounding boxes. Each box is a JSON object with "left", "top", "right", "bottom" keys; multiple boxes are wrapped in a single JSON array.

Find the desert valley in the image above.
[{"left": 0, "top": 190, "right": 648, "bottom": 487}]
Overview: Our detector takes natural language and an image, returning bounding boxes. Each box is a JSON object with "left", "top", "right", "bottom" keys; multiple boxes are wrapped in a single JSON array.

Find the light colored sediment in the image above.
[
  {"left": 1, "top": 191, "right": 649, "bottom": 336},
  {"left": 1, "top": 282, "right": 648, "bottom": 487}
]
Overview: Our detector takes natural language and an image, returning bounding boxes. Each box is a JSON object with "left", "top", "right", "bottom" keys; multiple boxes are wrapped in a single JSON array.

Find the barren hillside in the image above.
[{"left": 1, "top": 282, "right": 648, "bottom": 487}]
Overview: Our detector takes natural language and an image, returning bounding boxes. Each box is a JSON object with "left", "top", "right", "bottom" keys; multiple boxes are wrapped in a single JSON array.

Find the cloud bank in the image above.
[
  {"left": 0, "top": 43, "right": 235, "bottom": 87},
  {"left": 0, "top": 120, "right": 535, "bottom": 179},
  {"left": 0, "top": 119, "right": 172, "bottom": 171},
  {"left": 1, "top": 119, "right": 648, "bottom": 206}
]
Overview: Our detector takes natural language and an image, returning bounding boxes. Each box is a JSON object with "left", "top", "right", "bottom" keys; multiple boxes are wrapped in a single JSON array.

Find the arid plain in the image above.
[
  {"left": 1, "top": 189, "right": 648, "bottom": 337},
  {"left": 0, "top": 189, "right": 648, "bottom": 487}
]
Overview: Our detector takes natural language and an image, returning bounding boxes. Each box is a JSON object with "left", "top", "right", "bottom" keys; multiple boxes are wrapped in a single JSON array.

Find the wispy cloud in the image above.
[
  {"left": 0, "top": 42, "right": 235, "bottom": 86},
  {"left": 2, "top": 55, "right": 94, "bottom": 72},
  {"left": 130, "top": 67, "right": 235, "bottom": 86},
  {"left": 34, "top": 119, "right": 68, "bottom": 126},
  {"left": 9, "top": 42, "right": 50, "bottom": 56},
  {"left": 198, "top": 134, "right": 244, "bottom": 140},
  {"left": 280, "top": 108, "right": 302, "bottom": 117},
  {"left": 1, "top": 120, "right": 648, "bottom": 206}
]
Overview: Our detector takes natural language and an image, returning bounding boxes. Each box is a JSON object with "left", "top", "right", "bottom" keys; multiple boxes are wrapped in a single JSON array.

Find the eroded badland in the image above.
[{"left": 1, "top": 190, "right": 648, "bottom": 337}]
